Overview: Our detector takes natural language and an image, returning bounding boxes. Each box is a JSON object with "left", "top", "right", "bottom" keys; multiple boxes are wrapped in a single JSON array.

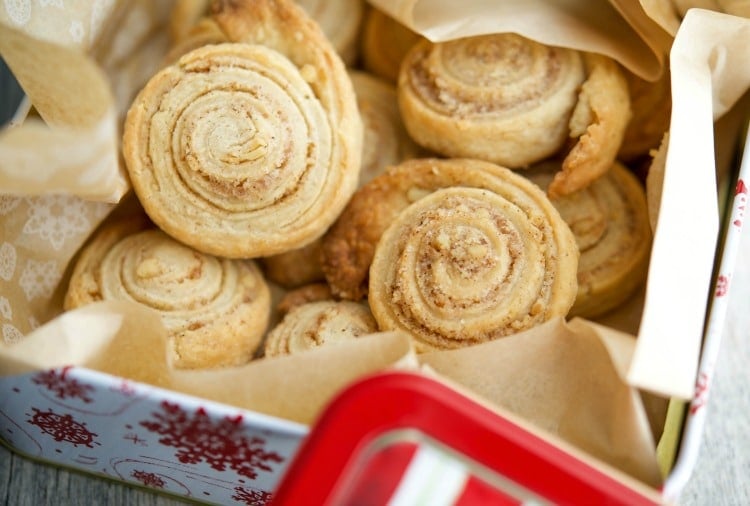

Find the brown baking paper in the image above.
[
  {"left": 370, "top": 0, "right": 671, "bottom": 80},
  {"left": 0, "top": 0, "right": 175, "bottom": 202},
  {"left": 0, "top": 1, "right": 175, "bottom": 338},
  {"left": 420, "top": 317, "right": 663, "bottom": 487},
  {"left": 0, "top": 6, "right": 126, "bottom": 201},
  {"left": 640, "top": 0, "right": 750, "bottom": 36},
  {"left": 0, "top": 301, "right": 173, "bottom": 387},
  {"left": 169, "top": 331, "right": 418, "bottom": 425}
]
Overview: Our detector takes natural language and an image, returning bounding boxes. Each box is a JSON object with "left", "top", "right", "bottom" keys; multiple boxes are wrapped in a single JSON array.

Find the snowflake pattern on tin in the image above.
[
  {"left": 232, "top": 486, "right": 273, "bottom": 506},
  {"left": 123, "top": 432, "right": 148, "bottom": 446},
  {"left": 33, "top": 368, "right": 95, "bottom": 403},
  {"left": 690, "top": 371, "right": 710, "bottom": 415},
  {"left": 27, "top": 408, "right": 100, "bottom": 447},
  {"left": 131, "top": 470, "right": 166, "bottom": 489},
  {"left": 0, "top": 242, "right": 17, "bottom": 281},
  {"left": 715, "top": 274, "right": 730, "bottom": 297},
  {"left": 19, "top": 259, "right": 58, "bottom": 301},
  {"left": 734, "top": 179, "right": 747, "bottom": 228},
  {"left": 23, "top": 195, "right": 92, "bottom": 251},
  {"left": 140, "top": 401, "right": 284, "bottom": 480}
]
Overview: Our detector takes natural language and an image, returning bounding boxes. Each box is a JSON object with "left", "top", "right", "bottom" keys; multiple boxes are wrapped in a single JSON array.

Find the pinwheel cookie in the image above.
[
  {"left": 398, "top": 33, "right": 631, "bottom": 196},
  {"left": 261, "top": 70, "right": 419, "bottom": 287},
  {"left": 123, "top": 0, "right": 362, "bottom": 259},
  {"left": 64, "top": 218, "right": 271, "bottom": 369},
  {"left": 527, "top": 161, "right": 652, "bottom": 318},
  {"left": 263, "top": 300, "right": 377, "bottom": 357},
  {"left": 321, "top": 158, "right": 578, "bottom": 351}
]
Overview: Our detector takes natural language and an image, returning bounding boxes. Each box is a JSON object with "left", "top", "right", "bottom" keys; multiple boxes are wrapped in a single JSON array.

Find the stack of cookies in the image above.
[{"left": 65, "top": 0, "right": 665, "bottom": 369}]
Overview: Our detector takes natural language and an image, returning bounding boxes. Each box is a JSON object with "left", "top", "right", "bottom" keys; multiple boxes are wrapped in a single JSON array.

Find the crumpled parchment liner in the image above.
[
  {"left": 370, "top": 0, "right": 671, "bottom": 80},
  {"left": 420, "top": 317, "right": 662, "bottom": 487},
  {"left": 0, "top": 1, "right": 173, "bottom": 339},
  {"left": 0, "top": 22, "right": 125, "bottom": 201}
]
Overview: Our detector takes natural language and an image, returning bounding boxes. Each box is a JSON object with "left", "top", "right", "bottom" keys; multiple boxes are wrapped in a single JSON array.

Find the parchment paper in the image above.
[
  {"left": 370, "top": 0, "right": 671, "bottom": 80},
  {"left": 421, "top": 317, "right": 662, "bottom": 487}
]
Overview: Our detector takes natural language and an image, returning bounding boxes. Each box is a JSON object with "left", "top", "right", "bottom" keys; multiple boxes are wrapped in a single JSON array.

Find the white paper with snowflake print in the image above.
[
  {"left": 0, "top": 1, "right": 175, "bottom": 355},
  {"left": 0, "top": 1, "right": 126, "bottom": 201},
  {"left": 0, "top": 195, "right": 112, "bottom": 338},
  {"left": 0, "top": 0, "right": 176, "bottom": 201}
]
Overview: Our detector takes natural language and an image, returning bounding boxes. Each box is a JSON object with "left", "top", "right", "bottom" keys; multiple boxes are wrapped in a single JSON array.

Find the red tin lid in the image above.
[{"left": 271, "top": 371, "right": 659, "bottom": 506}]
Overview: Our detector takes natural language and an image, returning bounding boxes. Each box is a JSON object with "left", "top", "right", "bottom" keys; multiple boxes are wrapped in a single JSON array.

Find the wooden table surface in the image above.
[{"left": 1, "top": 213, "right": 749, "bottom": 506}]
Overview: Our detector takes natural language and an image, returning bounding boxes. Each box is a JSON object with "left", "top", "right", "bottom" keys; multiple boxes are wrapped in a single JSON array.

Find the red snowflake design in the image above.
[
  {"left": 123, "top": 432, "right": 147, "bottom": 446},
  {"left": 113, "top": 380, "right": 137, "bottom": 397},
  {"left": 736, "top": 179, "right": 747, "bottom": 196},
  {"left": 690, "top": 372, "right": 710, "bottom": 415},
  {"left": 734, "top": 179, "right": 747, "bottom": 227},
  {"left": 27, "top": 408, "right": 99, "bottom": 447},
  {"left": 715, "top": 274, "right": 729, "bottom": 297},
  {"left": 131, "top": 470, "right": 166, "bottom": 489},
  {"left": 33, "top": 367, "right": 94, "bottom": 403},
  {"left": 232, "top": 486, "right": 273, "bottom": 505},
  {"left": 139, "top": 401, "right": 284, "bottom": 480}
]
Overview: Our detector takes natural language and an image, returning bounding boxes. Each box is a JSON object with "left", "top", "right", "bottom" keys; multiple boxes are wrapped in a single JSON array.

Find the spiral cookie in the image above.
[
  {"left": 321, "top": 158, "right": 578, "bottom": 304},
  {"left": 124, "top": 0, "right": 362, "bottom": 258},
  {"left": 264, "top": 300, "right": 377, "bottom": 357},
  {"left": 547, "top": 53, "right": 632, "bottom": 198},
  {"left": 276, "top": 282, "right": 333, "bottom": 315},
  {"left": 398, "top": 34, "right": 585, "bottom": 168},
  {"left": 369, "top": 185, "right": 578, "bottom": 352},
  {"left": 527, "top": 162, "right": 652, "bottom": 318},
  {"left": 398, "top": 34, "right": 630, "bottom": 196},
  {"left": 64, "top": 220, "right": 271, "bottom": 369},
  {"left": 261, "top": 70, "right": 418, "bottom": 287}
]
